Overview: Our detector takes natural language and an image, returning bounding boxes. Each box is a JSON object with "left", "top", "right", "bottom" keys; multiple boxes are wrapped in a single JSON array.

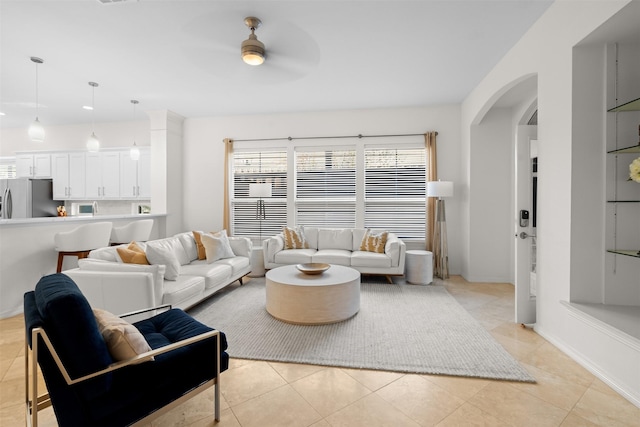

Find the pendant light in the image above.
[
  {"left": 86, "top": 82, "right": 100, "bottom": 152},
  {"left": 129, "top": 100, "right": 140, "bottom": 161},
  {"left": 28, "top": 57, "right": 45, "bottom": 142}
]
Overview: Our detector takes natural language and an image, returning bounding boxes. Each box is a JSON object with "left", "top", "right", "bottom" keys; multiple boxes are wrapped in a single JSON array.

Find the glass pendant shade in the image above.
[
  {"left": 28, "top": 117, "right": 45, "bottom": 143},
  {"left": 87, "top": 132, "right": 100, "bottom": 152},
  {"left": 130, "top": 142, "right": 140, "bottom": 160}
]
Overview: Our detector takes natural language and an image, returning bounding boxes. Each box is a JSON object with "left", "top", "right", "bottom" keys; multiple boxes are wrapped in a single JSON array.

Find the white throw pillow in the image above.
[
  {"left": 93, "top": 308, "right": 152, "bottom": 362},
  {"left": 145, "top": 245, "right": 181, "bottom": 280},
  {"left": 201, "top": 231, "right": 235, "bottom": 263}
]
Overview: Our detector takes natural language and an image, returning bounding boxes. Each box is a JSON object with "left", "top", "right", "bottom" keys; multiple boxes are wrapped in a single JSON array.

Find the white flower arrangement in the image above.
[{"left": 630, "top": 157, "right": 640, "bottom": 183}]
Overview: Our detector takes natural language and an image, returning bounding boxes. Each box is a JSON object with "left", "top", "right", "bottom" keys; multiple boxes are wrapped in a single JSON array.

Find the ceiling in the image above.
[{"left": 0, "top": 0, "right": 553, "bottom": 129}]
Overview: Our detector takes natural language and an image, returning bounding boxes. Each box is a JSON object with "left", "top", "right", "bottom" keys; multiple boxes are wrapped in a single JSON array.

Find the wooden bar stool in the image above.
[{"left": 54, "top": 222, "right": 113, "bottom": 272}]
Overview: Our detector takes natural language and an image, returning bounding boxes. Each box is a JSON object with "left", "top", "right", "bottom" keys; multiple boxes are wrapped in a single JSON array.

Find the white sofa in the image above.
[
  {"left": 263, "top": 227, "right": 406, "bottom": 281},
  {"left": 64, "top": 232, "right": 252, "bottom": 315}
]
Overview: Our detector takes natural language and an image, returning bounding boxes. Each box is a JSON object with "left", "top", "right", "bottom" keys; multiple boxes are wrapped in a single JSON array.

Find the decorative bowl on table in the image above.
[{"left": 296, "top": 263, "right": 330, "bottom": 275}]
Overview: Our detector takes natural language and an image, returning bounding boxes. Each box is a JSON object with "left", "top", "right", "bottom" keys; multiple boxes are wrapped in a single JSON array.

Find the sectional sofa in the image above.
[
  {"left": 64, "top": 232, "right": 252, "bottom": 315},
  {"left": 262, "top": 227, "right": 406, "bottom": 281}
]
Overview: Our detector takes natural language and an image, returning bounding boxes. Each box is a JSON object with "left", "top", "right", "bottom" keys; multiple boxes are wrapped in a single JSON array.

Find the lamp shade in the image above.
[
  {"left": 427, "top": 181, "right": 454, "bottom": 198},
  {"left": 249, "top": 183, "right": 272, "bottom": 198}
]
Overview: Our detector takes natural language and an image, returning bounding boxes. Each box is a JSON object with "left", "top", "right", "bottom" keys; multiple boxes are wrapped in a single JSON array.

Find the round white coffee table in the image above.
[{"left": 265, "top": 264, "right": 361, "bottom": 325}]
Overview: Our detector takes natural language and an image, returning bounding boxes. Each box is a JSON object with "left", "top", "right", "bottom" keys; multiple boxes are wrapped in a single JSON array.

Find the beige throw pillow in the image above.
[
  {"left": 93, "top": 308, "right": 152, "bottom": 362},
  {"left": 283, "top": 226, "right": 309, "bottom": 249},
  {"left": 360, "top": 230, "right": 388, "bottom": 253},
  {"left": 201, "top": 230, "right": 235, "bottom": 263}
]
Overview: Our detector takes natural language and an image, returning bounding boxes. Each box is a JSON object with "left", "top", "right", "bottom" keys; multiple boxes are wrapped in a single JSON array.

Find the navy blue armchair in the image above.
[{"left": 24, "top": 273, "right": 228, "bottom": 427}]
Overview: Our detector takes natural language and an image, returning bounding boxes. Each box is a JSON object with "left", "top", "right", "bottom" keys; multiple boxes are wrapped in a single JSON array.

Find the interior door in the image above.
[{"left": 515, "top": 126, "right": 537, "bottom": 325}]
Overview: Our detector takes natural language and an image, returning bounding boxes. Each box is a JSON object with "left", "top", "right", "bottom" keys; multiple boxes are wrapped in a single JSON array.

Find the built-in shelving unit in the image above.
[
  {"left": 606, "top": 95, "right": 640, "bottom": 259},
  {"left": 607, "top": 96, "right": 640, "bottom": 112}
]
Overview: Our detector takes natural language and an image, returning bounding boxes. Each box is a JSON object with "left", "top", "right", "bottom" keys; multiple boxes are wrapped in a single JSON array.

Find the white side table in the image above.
[
  {"left": 405, "top": 250, "right": 433, "bottom": 285},
  {"left": 249, "top": 247, "right": 265, "bottom": 277}
]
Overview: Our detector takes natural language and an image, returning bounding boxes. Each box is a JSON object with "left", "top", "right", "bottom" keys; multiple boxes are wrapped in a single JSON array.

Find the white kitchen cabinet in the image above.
[
  {"left": 16, "top": 153, "right": 51, "bottom": 178},
  {"left": 120, "top": 148, "right": 150, "bottom": 199},
  {"left": 85, "top": 151, "right": 120, "bottom": 199},
  {"left": 52, "top": 152, "right": 85, "bottom": 199}
]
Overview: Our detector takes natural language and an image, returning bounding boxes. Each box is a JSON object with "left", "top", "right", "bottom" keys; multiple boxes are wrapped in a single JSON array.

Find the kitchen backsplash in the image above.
[{"left": 64, "top": 200, "right": 151, "bottom": 216}]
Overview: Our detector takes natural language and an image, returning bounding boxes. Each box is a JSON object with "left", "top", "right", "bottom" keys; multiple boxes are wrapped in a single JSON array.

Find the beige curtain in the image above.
[
  {"left": 223, "top": 138, "right": 233, "bottom": 232},
  {"left": 425, "top": 132, "right": 438, "bottom": 251}
]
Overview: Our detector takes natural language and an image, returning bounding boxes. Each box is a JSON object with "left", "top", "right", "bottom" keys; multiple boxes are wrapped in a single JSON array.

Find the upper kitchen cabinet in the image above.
[
  {"left": 85, "top": 151, "right": 120, "bottom": 199},
  {"left": 120, "top": 147, "right": 150, "bottom": 199},
  {"left": 52, "top": 152, "right": 85, "bottom": 199},
  {"left": 16, "top": 153, "right": 51, "bottom": 178}
]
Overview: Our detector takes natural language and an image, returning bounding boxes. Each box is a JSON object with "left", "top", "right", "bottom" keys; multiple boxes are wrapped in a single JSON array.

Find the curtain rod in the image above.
[{"left": 225, "top": 131, "right": 437, "bottom": 143}]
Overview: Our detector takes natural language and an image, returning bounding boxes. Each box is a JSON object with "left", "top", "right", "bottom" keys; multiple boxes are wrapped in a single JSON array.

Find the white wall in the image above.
[
  {"left": 182, "top": 105, "right": 464, "bottom": 273},
  {"left": 462, "top": 0, "right": 639, "bottom": 406},
  {"left": 467, "top": 108, "right": 513, "bottom": 282}
]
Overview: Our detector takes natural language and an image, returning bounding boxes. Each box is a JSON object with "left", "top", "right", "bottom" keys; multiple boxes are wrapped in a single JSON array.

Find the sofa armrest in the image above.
[
  {"left": 228, "top": 236, "right": 252, "bottom": 258},
  {"left": 263, "top": 234, "right": 285, "bottom": 264},
  {"left": 385, "top": 233, "right": 406, "bottom": 268}
]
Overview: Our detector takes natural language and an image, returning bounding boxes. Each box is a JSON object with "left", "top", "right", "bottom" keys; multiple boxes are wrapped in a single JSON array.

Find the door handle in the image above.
[{"left": 516, "top": 232, "right": 535, "bottom": 239}]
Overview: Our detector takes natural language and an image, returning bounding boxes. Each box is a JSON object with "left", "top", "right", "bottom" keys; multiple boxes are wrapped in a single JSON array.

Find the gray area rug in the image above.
[{"left": 189, "top": 278, "right": 535, "bottom": 382}]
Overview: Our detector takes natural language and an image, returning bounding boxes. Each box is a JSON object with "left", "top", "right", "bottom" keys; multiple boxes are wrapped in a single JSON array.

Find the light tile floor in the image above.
[{"left": 1, "top": 276, "right": 638, "bottom": 426}]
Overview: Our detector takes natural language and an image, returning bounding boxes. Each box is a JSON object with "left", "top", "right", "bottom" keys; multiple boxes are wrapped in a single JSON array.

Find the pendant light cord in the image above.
[{"left": 35, "top": 61, "right": 39, "bottom": 119}]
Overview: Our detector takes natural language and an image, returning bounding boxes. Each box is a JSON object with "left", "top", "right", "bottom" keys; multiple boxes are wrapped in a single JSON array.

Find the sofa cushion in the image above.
[
  {"left": 274, "top": 248, "right": 316, "bottom": 265},
  {"left": 359, "top": 230, "right": 388, "bottom": 253},
  {"left": 351, "top": 250, "right": 392, "bottom": 268},
  {"left": 89, "top": 245, "right": 123, "bottom": 262},
  {"left": 176, "top": 232, "right": 199, "bottom": 262},
  {"left": 303, "top": 227, "right": 318, "bottom": 249},
  {"left": 214, "top": 256, "right": 251, "bottom": 277},
  {"left": 318, "top": 228, "right": 352, "bottom": 251},
  {"left": 352, "top": 229, "right": 367, "bottom": 251},
  {"left": 161, "top": 275, "right": 205, "bottom": 307},
  {"left": 283, "top": 226, "right": 309, "bottom": 249},
  {"left": 312, "top": 249, "right": 352, "bottom": 265},
  {"left": 146, "top": 237, "right": 191, "bottom": 266},
  {"left": 116, "top": 241, "right": 149, "bottom": 264},
  {"left": 146, "top": 245, "right": 181, "bottom": 280},
  {"left": 180, "top": 261, "right": 233, "bottom": 290},
  {"left": 201, "top": 231, "right": 235, "bottom": 262},
  {"left": 93, "top": 308, "right": 152, "bottom": 362}
]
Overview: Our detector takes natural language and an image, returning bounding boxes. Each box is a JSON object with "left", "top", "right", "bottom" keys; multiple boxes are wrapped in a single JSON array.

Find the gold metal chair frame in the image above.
[{"left": 25, "top": 305, "right": 222, "bottom": 427}]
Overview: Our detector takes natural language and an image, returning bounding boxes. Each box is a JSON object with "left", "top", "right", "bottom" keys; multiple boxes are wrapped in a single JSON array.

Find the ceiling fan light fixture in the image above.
[{"left": 241, "top": 17, "right": 265, "bottom": 66}]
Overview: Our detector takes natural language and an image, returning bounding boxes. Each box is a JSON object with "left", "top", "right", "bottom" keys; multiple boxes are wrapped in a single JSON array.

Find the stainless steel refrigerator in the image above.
[{"left": 0, "top": 178, "right": 62, "bottom": 219}]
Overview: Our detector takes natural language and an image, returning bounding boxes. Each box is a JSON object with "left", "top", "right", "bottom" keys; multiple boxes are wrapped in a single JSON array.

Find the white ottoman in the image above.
[{"left": 405, "top": 250, "right": 433, "bottom": 285}]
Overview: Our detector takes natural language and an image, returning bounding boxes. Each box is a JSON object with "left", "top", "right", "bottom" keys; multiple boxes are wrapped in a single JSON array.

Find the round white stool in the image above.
[
  {"left": 405, "top": 250, "right": 433, "bottom": 285},
  {"left": 249, "top": 247, "right": 265, "bottom": 277}
]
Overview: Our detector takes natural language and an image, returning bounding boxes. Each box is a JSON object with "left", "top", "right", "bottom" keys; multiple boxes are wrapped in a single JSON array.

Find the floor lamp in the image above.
[
  {"left": 427, "top": 181, "right": 454, "bottom": 279},
  {"left": 249, "top": 183, "right": 271, "bottom": 243}
]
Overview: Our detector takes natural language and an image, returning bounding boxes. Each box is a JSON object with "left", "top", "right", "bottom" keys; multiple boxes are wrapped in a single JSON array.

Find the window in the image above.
[
  {"left": 230, "top": 139, "right": 428, "bottom": 241},
  {"left": 231, "top": 150, "right": 287, "bottom": 240},
  {"left": 295, "top": 149, "right": 356, "bottom": 228},
  {"left": 0, "top": 157, "right": 16, "bottom": 179},
  {"left": 364, "top": 147, "right": 426, "bottom": 239}
]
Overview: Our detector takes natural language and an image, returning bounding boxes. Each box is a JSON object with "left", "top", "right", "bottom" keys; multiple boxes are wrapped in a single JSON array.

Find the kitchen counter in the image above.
[
  {"left": 0, "top": 214, "right": 166, "bottom": 319},
  {"left": 0, "top": 213, "right": 164, "bottom": 227}
]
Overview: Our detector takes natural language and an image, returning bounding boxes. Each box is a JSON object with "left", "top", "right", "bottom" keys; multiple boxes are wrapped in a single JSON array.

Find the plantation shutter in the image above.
[
  {"left": 231, "top": 150, "right": 287, "bottom": 240},
  {"left": 364, "top": 147, "right": 426, "bottom": 239},
  {"left": 295, "top": 149, "right": 356, "bottom": 228}
]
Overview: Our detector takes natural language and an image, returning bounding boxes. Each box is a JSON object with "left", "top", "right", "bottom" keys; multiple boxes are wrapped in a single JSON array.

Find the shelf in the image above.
[
  {"left": 607, "top": 200, "right": 640, "bottom": 203},
  {"left": 606, "top": 249, "right": 640, "bottom": 258},
  {"left": 607, "top": 97, "right": 640, "bottom": 112},
  {"left": 607, "top": 144, "right": 640, "bottom": 154}
]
